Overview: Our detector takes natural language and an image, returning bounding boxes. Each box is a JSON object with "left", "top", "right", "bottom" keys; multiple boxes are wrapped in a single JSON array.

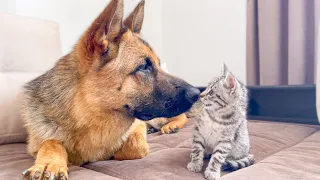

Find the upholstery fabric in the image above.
[
  {"left": 0, "top": 119, "right": 319, "bottom": 180},
  {"left": 0, "top": 144, "right": 121, "bottom": 180},
  {"left": 0, "top": 13, "right": 62, "bottom": 145}
]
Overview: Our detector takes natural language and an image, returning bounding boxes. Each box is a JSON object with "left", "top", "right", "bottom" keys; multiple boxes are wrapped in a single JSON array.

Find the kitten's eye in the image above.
[{"left": 208, "top": 89, "right": 214, "bottom": 96}]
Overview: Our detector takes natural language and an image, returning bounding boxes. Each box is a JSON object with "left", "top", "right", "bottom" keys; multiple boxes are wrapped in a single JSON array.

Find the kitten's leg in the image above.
[
  {"left": 205, "top": 140, "right": 232, "bottom": 180},
  {"left": 187, "top": 131, "right": 205, "bottom": 173},
  {"left": 222, "top": 122, "right": 254, "bottom": 171}
]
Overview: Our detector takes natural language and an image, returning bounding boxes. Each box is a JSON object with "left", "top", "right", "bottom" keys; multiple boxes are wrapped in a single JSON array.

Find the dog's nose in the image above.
[{"left": 185, "top": 87, "right": 200, "bottom": 104}]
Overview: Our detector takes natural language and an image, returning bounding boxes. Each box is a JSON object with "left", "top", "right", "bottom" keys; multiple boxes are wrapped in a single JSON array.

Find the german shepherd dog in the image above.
[{"left": 21, "top": 0, "right": 200, "bottom": 179}]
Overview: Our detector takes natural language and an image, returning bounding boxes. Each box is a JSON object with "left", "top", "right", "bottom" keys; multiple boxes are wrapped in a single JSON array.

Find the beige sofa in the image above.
[{"left": 1, "top": 13, "right": 320, "bottom": 180}]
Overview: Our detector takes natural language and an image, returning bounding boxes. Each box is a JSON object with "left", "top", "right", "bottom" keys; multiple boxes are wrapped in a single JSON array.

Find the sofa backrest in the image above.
[{"left": 0, "top": 13, "right": 62, "bottom": 145}]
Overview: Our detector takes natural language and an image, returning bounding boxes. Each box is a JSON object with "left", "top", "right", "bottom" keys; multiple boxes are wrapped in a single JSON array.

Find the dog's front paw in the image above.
[
  {"left": 204, "top": 169, "right": 220, "bottom": 180},
  {"left": 187, "top": 162, "right": 203, "bottom": 173},
  {"left": 113, "top": 146, "right": 149, "bottom": 161},
  {"left": 161, "top": 123, "right": 180, "bottom": 134},
  {"left": 22, "top": 162, "right": 68, "bottom": 180},
  {"left": 113, "top": 135, "right": 149, "bottom": 161}
]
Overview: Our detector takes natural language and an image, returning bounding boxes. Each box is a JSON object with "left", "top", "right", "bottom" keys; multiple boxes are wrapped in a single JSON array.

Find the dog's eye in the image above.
[
  {"left": 136, "top": 57, "right": 153, "bottom": 73},
  {"left": 138, "top": 64, "right": 150, "bottom": 72}
]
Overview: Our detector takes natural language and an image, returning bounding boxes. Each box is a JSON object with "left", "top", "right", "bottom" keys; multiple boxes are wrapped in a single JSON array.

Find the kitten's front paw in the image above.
[
  {"left": 204, "top": 169, "right": 220, "bottom": 180},
  {"left": 187, "top": 162, "right": 203, "bottom": 173}
]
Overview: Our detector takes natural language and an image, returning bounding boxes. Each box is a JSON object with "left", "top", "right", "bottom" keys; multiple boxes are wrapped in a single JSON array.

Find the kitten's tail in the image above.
[{"left": 222, "top": 154, "right": 254, "bottom": 171}]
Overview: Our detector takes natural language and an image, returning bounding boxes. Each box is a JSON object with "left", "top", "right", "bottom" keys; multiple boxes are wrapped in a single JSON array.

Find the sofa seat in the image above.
[
  {"left": 1, "top": 119, "right": 319, "bottom": 180},
  {"left": 0, "top": 144, "right": 121, "bottom": 180},
  {"left": 220, "top": 130, "right": 320, "bottom": 180}
]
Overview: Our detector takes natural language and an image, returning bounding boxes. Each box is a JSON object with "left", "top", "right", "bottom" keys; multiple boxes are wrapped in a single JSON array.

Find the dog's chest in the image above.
[{"left": 68, "top": 122, "right": 131, "bottom": 164}]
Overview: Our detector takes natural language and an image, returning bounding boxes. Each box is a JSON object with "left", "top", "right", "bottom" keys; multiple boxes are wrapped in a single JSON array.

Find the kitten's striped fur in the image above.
[{"left": 187, "top": 64, "right": 254, "bottom": 180}]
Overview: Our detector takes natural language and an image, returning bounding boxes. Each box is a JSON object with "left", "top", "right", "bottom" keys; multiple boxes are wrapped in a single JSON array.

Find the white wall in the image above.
[
  {"left": 1, "top": 0, "right": 246, "bottom": 86},
  {"left": 0, "top": 1, "right": 8, "bottom": 12},
  {"left": 0, "top": 0, "right": 15, "bottom": 13},
  {"left": 162, "top": 0, "right": 247, "bottom": 86},
  {"left": 12, "top": 0, "right": 163, "bottom": 58}
]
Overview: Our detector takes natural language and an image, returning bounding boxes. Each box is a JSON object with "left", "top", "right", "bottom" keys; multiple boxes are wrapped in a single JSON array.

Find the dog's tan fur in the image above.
[
  {"left": 21, "top": 0, "right": 198, "bottom": 179},
  {"left": 146, "top": 114, "right": 188, "bottom": 134},
  {"left": 146, "top": 100, "right": 203, "bottom": 134}
]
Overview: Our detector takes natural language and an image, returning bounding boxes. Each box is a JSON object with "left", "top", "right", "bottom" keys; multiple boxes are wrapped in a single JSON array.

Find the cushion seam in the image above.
[
  {"left": 258, "top": 161, "right": 320, "bottom": 176},
  {"left": 0, "top": 133, "right": 25, "bottom": 137},
  {"left": 0, "top": 175, "right": 21, "bottom": 180},
  {"left": 85, "top": 165, "right": 137, "bottom": 180},
  {"left": 174, "top": 138, "right": 192, "bottom": 148},
  {"left": 249, "top": 134, "right": 286, "bottom": 145}
]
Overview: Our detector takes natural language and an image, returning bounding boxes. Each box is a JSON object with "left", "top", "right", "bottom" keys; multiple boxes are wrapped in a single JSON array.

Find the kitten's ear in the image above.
[
  {"left": 221, "top": 63, "right": 229, "bottom": 76},
  {"left": 224, "top": 72, "right": 236, "bottom": 91}
]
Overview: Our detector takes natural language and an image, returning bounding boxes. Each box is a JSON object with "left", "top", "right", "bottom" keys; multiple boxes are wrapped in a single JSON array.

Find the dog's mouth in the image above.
[
  {"left": 132, "top": 101, "right": 192, "bottom": 121},
  {"left": 130, "top": 86, "right": 200, "bottom": 121},
  {"left": 133, "top": 111, "right": 156, "bottom": 121}
]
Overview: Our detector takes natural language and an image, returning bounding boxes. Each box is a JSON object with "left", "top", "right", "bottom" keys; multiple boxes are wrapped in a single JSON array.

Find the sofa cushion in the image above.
[
  {"left": 0, "top": 144, "right": 121, "bottom": 180},
  {"left": 84, "top": 119, "right": 319, "bottom": 180},
  {"left": 219, "top": 130, "right": 320, "bottom": 180},
  {"left": 0, "top": 13, "right": 61, "bottom": 72},
  {"left": 0, "top": 13, "right": 62, "bottom": 145},
  {"left": 0, "top": 120, "right": 319, "bottom": 180}
]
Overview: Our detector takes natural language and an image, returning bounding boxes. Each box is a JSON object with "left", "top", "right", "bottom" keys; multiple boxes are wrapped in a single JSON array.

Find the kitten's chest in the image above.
[{"left": 198, "top": 119, "right": 225, "bottom": 148}]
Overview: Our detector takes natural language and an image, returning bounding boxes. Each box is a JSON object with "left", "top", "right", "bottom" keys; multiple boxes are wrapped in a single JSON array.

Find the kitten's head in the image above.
[{"left": 200, "top": 64, "right": 246, "bottom": 111}]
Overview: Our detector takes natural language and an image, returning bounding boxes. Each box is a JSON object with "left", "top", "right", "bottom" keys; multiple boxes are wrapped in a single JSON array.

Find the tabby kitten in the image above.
[{"left": 187, "top": 64, "right": 254, "bottom": 180}]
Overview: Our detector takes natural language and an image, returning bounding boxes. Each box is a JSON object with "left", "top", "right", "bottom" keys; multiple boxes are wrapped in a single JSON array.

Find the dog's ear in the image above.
[
  {"left": 81, "top": 0, "right": 124, "bottom": 55},
  {"left": 124, "top": 0, "right": 145, "bottom": 34}
]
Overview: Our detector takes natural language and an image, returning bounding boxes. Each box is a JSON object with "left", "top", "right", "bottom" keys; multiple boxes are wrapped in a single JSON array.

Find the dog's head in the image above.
[{"left": 75, "top": 0, "right": 199, "bottom": 121}]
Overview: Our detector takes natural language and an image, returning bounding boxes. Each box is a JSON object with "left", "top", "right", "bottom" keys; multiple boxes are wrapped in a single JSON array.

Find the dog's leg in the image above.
[
  {"left": 113, "top": 120, "right": 149, "bottom": 160},
  {"left": 22, "top": 140, "right": 68, "bottom": 180},
  {"left": 161, "top": 113, "right": 188, "bottom": 134}
]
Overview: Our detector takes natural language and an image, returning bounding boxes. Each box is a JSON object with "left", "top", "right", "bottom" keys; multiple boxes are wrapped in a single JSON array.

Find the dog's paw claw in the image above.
[
  {"left": 22, "top": 169, "right": 31, "bottom": 176},
  {"left": 161, "top": 124, "right": 180, "bottom": 134},
  {"left": 44, "top": 171, "right": 51, "bottom": 178},
  {"left": 34, "top": 170, "right": 42, "bottom": 179},
  {"left": 22, "top": 163, "right": 68, "bottom": 180},
  {"left": 59, "top": 172, "right": 68, "bottom": 180},
  {"left": 147, "top": 127, "right": 159, "bottom": 134},
  {"left": 168, "top": 127, "right": 179, "bottom": 134}
]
